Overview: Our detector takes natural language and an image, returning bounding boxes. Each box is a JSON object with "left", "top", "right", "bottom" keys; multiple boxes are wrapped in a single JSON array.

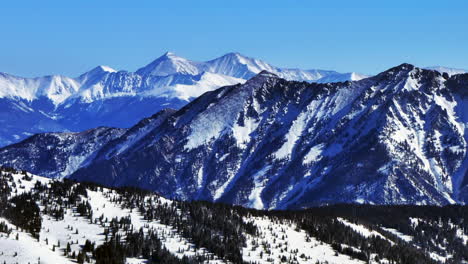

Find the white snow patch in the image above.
[
  {"left": 275, "top": 109, "right": 311, "bottom": 160},
  {"left": 303, "top": 143, "right": 325, "bottom": 164},
  {"left": 247, "top": 166, "right": 271, "bottom": 209},
  {"left": 232, "top": 116, "right": 259, "bottom": 149},
  {"left": 337, "top": 218, "right": 393, "bottom": 244},
  {"left": 243, "top": 216, "right": 365, "bottom": 264},
  {"left": 0, "top": 217, "right": 74, "bottom": 264},
  {"left": 197, "top": 166, "right": 204, "bottom": 189},
  {"left": 381, "top": 227, "right": 413, "bottom": 242}
]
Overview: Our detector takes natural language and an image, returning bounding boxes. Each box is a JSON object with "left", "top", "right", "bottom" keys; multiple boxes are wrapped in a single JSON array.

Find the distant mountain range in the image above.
[
  {"left": 424, "top": 66, "right": 468, "bottom": 76},
  {"left": 0, "top": 52, "right": 367, "bottom": 147},
  {"left": 2, "top": 64, "right": 468, "bottom": 209}
]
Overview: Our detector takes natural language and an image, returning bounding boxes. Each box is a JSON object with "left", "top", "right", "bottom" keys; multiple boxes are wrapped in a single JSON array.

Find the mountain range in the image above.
[
  {"left": 0, "top": 52, "right": 367, "bottom": 147},
  {"left": 1, "top": 63, "right": 468, "bottom": 209}
]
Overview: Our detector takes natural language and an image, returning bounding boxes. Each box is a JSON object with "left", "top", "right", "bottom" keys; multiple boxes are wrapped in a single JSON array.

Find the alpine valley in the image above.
[
  {"left": 1, "top": 62, "right": 468, "bottom": 211},
  {"left": 0, "top": 52, "right": 367, "bottom": 147}
]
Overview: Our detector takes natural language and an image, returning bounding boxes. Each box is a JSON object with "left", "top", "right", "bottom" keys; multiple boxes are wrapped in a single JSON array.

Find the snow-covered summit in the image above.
[
  {"left": 91, "top": 65, "right": 117, "bottom": 73},
  {"left": 83, "top": 65, "right": 117, "bottom": 75},
  {"left": 77, "top": 65, "right": 117, "bottom": 85},
  {"left": 202, "top": 52, "right": 278, "bottom": 79},
  {"left": 136, "top": 51, "right": 200, "bottom": 77}
]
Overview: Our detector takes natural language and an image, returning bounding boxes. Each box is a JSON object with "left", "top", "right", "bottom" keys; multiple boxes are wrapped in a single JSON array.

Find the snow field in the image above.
[
  {"left": 0, "top": 217, "right": 74, "bottom": 264},
  {"left": 85, "top": 189, "right": 226, "bottom": 263},
  {"left": 242, "top": 216, "right": 365, "bottom": 264}
]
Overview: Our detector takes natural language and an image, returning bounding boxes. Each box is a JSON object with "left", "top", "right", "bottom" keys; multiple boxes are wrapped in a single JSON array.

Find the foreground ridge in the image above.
[{"left": 1, "top": 168, "right": 467, "bottom": 263}]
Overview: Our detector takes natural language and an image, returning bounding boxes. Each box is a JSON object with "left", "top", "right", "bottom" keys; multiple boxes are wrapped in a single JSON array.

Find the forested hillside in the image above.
[{"left": 0, "top": 167, "right": 467, "bottom": 264}]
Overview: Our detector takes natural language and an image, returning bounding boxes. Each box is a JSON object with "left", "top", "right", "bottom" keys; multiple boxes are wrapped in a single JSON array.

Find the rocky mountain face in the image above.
[
  {"left": 1, "top": 64, "right": 467, "bottom": 209},
  {"left": 0, "top": 52, "right": 364, "bottom": 147},
  {"left": 0, "top": 127, "right": 125, "bottom": 178}
]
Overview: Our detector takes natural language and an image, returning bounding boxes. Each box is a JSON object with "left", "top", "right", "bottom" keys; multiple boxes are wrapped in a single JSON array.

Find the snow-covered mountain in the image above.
[
  {"left": 0, "top": 127, "right": 125, "bottom": 178},
  {"left": 137, "top": 52, "right": 365, "bottom": 82},
  {"left": 425, "top": 66, "right": 468, "bottom": 76},
  {"left": 0, "top": 52, "right": 366, "bottom": 147},
  {"left": 2, "top": 64, "right": 468, "bottom": 209},
  {"left": 0, "top": 168, "right": 464, "bottom": 264}
]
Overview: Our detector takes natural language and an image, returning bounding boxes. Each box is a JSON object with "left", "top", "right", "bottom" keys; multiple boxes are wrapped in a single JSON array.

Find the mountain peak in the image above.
[
  {"left": 77, "top": 65, "right": 116, "bottom": 81},
  {"left": 136, "top": 52, "right": 199, "bottom": 77},
  {"left": 394, "top": 63, "right": 415, "bottom": 71},
  {"left": 376, "top": 63, "right": 416, "bottom": 79},
  {"left": 245, "top": 70, "right": 280, "bottom": 86},
  {"left": 162, "top": 51, "right": 177, "bottom": 57},
  {"left": 222, "top": 52, "right": 243, "bottom": 59},
  {"left": 155, "top": 51, "right": 184, "bottom": 61},
  {"left": 257, "top": 70, "right": 279, "bottom": 78},
  {"left": 93, "top": 65, "right": 117, "bottom": 73},
  {"left": 203, "top": 53, "right": 277, "bottom": 79},
  {"left": 214, "top": 52, "right": 251, "bottom": 64}
]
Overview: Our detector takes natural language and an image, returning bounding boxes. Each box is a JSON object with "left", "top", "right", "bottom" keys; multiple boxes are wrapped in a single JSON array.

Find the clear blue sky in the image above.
[{"left": 1, "top": 0, "right": 467, "bottom": 77}]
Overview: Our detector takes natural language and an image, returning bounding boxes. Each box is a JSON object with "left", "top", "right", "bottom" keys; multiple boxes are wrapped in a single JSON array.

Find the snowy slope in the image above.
[
  {"left": 0, "top": 170, "right": 228, "bottom": 264},
  {"left": 0, "top": 127, "right": 125, "bottom": 178},
  {"left": 2, "top": 169, "right": 461, "bottom": 264},
  {"left": 2, "top": 169, "right": 467, "bottom": 263},
  {"left": 0, "top": 217, "right": 75, "bottom": 264},
  {"left": 242, "top": 216, "right": 367, "bottom": 264},
  {"left": 0, "top": 72, "right": 80, "bottom": 105}
]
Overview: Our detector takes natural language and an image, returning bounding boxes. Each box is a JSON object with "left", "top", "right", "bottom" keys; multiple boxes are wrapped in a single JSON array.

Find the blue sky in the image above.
[{"left": 1, "top": 0, "right": 467, "bottom": 77}]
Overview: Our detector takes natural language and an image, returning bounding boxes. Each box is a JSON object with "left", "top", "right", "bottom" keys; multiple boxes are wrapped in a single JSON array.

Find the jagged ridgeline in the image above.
[
  {"left": 1, "top": 64, "right": 468, "bottom": 209},
  {"left": 0, "top": 167, "right": 468, "bottom": 264}
]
